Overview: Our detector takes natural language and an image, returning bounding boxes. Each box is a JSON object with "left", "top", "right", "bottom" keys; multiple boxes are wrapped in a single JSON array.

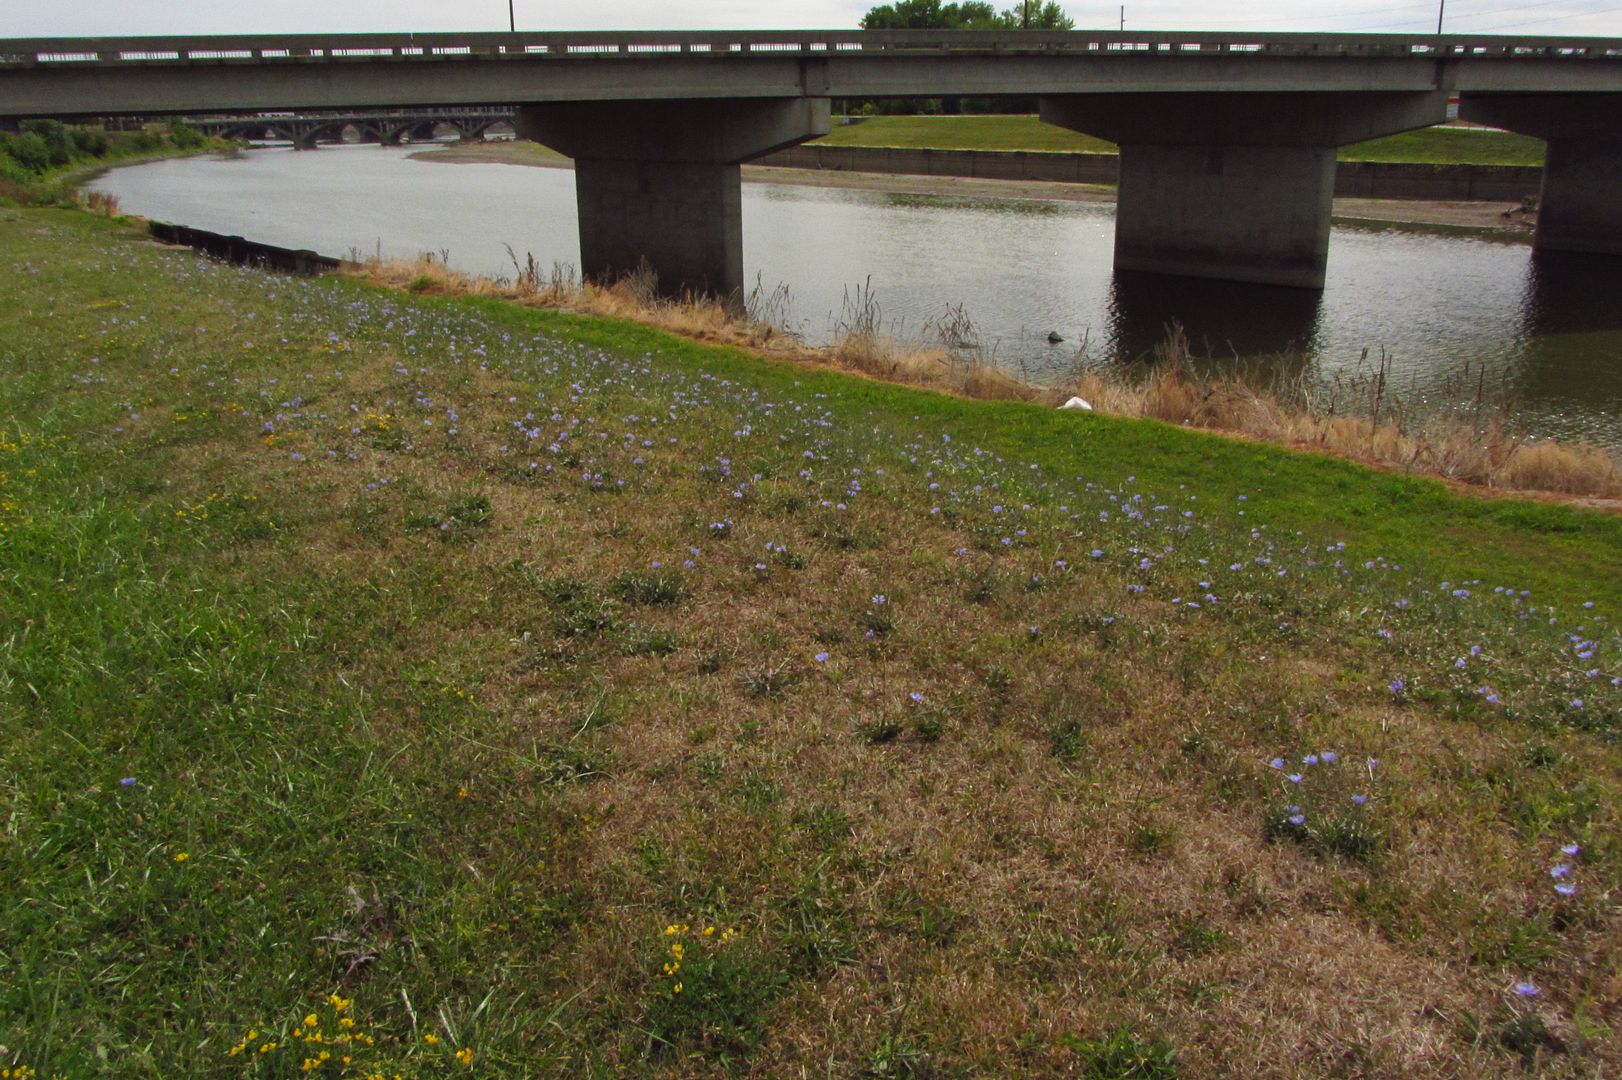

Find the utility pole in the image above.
[
  {"left": 1120, "top": 6, "right": 1125, "bottom": 31},
  {"left": 1436, "top": 1, "right": 1445, "bottom": 35},
  {"left": 508, "top": 0, "right": 516, "bottom": 33}
]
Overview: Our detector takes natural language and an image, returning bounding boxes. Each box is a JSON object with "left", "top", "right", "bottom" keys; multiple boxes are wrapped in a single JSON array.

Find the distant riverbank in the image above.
[{"left": 412, "top": 140, "right": 1533, "bottom": 235}]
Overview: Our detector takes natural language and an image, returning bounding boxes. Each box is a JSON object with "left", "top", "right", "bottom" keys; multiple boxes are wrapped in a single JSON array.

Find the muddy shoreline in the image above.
[{"left": 411, "top": 141, "right": 1535, "bottom": 236}]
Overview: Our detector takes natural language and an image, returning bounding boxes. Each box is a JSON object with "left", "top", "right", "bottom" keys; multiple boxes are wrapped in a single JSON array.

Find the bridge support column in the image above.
[
  {"left": 516, "top": 98, "right": 830, "bottom": 302},
  {"left": 1460, "top": 94, "right": 1622, "bottom": 257},
  {"left": 1040, "top": 92, "right": 1447, "bottom": 288}
]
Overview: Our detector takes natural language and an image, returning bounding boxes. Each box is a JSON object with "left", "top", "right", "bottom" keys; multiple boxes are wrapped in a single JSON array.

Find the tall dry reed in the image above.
[{"left": 1058, "top": 325, "right": 1620, "bottom": 499}]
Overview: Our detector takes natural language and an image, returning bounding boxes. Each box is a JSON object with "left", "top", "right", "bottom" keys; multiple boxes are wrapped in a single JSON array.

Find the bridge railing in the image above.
[{"left": 2, "top": 30, "right": 1620, "bottom": 68}]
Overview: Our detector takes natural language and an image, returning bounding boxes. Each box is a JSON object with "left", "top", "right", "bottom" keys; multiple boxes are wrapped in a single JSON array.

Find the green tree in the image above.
[
  {"left": 998, "top": 2, "right": 1074, "bottom": 29},
  {"left": 860, "top": 0, "right": 1073, "bottom": 29},
  {"left": 860, "top": 1, "right": 1001, "bottom": 29}
]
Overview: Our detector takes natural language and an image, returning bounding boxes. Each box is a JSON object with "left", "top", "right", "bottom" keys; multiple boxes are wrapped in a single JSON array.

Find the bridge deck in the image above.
[
  {"left": 3, "top": 29, "right": 1622, "bottom": 66},
  {"left": 3, "top": 31, "right": 1622, "bottom": 120}
]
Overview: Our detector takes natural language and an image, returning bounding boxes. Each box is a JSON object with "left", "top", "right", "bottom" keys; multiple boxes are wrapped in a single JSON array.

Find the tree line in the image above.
[
  {"left": 846, "top": 1, "right": 1075, "bottom": 115},
  {"left": 860, "top": 1, "right": 1074, "bottom": 30}
]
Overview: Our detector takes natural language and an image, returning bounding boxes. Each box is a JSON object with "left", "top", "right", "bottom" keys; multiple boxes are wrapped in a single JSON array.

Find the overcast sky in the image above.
[{"left": 4, "top": 1, "right": 1620, "bottom": 39}]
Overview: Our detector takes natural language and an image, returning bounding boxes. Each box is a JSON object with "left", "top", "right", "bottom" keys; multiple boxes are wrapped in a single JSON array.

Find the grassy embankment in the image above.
[
  {"left": 2, "top": 207, "right": 1620, "bottom": 1078},
  {"left": 813, "top": 114, "right": 1549, "bottom": 166}
]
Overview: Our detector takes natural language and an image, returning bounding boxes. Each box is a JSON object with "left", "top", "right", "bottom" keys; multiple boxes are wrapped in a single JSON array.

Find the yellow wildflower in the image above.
[
  {"left": 423, "top": 1033, "right": 440, "bottom": 1046},
  {"left": 173, "top": 852, "right": 189, "bottom": 862},
  {"left": 455, "top": 1047, "right": 474, "bottom": 1066}
]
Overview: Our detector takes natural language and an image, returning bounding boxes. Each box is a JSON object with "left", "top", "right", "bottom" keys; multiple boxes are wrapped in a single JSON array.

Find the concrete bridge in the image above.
[
  {"left": 3, "top": 29, "right": 1621, "bottom": 296},
  {"left": 184, "top": 108, "right": 515, "bottom": 149}
]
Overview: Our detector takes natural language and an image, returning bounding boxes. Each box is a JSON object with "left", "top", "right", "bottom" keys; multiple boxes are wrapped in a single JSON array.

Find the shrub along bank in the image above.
[{"left": 0, "top": 120, "right": 217, "bottom": 205}]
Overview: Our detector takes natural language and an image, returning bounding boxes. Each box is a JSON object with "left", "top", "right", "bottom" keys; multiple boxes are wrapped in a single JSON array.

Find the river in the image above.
[{"left": 89, "top": 144, "right": 1622, "bottom": 450}]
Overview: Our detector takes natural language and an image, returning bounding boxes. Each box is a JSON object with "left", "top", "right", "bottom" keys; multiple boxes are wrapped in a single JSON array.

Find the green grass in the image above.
[
  {"left": 1340, "top": 126, "right": 1547, "bottom": 166},
  {"left": 1, "top": 207, "right": 1618, "bottom": 1077},
  {"left": 816, "top": 114, "right": 1118, "bottom": 153},
  {"left": 815, "top": 114, "right": 1548, "bottom": 166}
]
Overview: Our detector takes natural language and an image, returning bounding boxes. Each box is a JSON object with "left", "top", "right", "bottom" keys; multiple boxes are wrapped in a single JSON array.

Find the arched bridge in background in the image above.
[
  {"left": 3, "top": 29, "right": 1621, "bottom": 298},
  {"left": 184, "top": 108, "right": 516, "bottom": 149}
]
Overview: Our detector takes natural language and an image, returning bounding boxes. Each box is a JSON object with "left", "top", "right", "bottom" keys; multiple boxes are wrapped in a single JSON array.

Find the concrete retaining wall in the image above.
[
  {"left": 148, "top": 221, "right": 339, "bottom": 275},
  {"left": 755, "top": 144, "right": 1542, "bottom": 202}
]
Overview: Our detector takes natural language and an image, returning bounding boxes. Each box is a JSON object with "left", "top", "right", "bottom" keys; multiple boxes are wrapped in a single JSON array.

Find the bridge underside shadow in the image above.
[{"left": 1105, "top": 269, "right": 1324, "bottom": 364}]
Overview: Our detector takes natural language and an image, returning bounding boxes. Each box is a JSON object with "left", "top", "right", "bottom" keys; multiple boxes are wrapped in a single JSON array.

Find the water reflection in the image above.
[
  {"left": 1104, "top": 270, "right": 1324, "bottom": 364},
  {"left": 1508, "top": 251, "right": 1622, "bottom": 431},
  {"left": 1520, "top": 251, "right": 1622, "bottom": 337}
]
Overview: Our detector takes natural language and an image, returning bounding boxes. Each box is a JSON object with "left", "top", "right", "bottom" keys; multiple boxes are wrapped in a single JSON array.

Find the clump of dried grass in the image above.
[{"left": 77, "top": 190, "right": 121, "bottom": 218}]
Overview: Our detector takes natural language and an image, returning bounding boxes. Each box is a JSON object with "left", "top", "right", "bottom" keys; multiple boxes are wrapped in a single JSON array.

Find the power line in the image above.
[
  {"left": 1356, "top": 0, "right": 1621, "bottom": 31},
  {"left": 1461, "top": 2, "right": 1622, "bottom": 30},
  {"left": 1207, "top": 1, "right": 1438, "bottom": 25}
]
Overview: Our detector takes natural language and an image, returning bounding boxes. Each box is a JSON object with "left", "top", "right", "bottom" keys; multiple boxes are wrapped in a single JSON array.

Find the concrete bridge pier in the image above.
[
  {"left": 1460, "top": 94, "right": 1622, "bottom": 257},
  {"left": 1039, "top": 92, "right": 1448, "bottom": 288},
  {"left": 516, "top": 98, "right": 830, "bottom": 302}
]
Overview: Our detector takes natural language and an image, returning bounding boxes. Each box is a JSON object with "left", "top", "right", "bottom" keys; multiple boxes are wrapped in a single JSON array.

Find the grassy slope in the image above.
[
  {"left": 814, "top": 114, "right": 1549, "bottom": 166},
  {"left": 1, "top": 208, "right": 1618, "bottom": 1078}
]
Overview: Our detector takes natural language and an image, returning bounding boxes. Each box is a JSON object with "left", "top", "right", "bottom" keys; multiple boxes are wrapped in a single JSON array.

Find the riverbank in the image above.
[
  {"left": 3, "top": 205, "right": 1620, "bottom": 1078},
  {"left": 346, "top": 248, "right": 1621, "bottom": 504},
  {"left": 413, "top": 140, "right": 1534, "bottom": 234},
  {"left": 0, "top": 126, "right": 235, "bottom": 207}
]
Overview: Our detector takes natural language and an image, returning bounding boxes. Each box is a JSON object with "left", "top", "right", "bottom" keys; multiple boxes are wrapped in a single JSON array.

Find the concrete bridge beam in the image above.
[
  {"left": 1459, "top": 93, "right": 1622, "bottom": 257},
  {"left": 516, "top": 98, "right": 830, "bottom": 301},
  {"left": 1040, "top": 91, "right": 1448, "bottom": 288}
]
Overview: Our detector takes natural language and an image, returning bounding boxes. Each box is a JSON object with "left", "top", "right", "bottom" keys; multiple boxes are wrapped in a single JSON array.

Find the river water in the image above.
[{"left": 90, "top": 144, "right": 1622, "bottom": 449}]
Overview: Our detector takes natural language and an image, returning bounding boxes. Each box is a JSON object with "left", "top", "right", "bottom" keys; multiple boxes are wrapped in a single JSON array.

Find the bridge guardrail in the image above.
[{"left": 3, "top": 30, "right": 1621, "bottom": 68}]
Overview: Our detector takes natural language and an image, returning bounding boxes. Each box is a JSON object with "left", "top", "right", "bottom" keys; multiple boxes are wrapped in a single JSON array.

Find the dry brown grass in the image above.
[
  {"left": 1059, "top": 327, "right": 1622, "bottom": 501},
  {"left": 75, "top": 189, "right": 121, "bottom": 217},
  {"left": 345, "top": 254, "right": 1621, "bottom": 503}
]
